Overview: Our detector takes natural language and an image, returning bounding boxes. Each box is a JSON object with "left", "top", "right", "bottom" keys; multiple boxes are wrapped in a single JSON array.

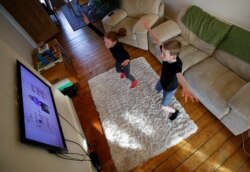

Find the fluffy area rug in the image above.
[{"left": 88, "top": 57, "right": 198, "bottom": 172}]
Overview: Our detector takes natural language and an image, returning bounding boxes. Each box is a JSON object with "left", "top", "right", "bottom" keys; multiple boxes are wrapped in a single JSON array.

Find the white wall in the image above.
[
  {"left": 0, "top": 38, "right": 93, "bottom": 172},
  {"left": 0, "top": 5, "right": 36, "bottom": 65},
  {"left": 163, "top": 0, "right": 250, "bottom": 30},
  {"left": 0, "top": 4, "right": 94, "bottom": 172}
]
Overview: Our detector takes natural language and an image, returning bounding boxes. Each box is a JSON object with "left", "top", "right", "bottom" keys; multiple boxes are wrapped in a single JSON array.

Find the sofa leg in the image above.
[{"left": 242, "top": 130, "right": 250, "bottom": 156}]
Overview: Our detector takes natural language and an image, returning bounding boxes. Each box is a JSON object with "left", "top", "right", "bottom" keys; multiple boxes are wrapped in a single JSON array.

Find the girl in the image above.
[{"left": 82, "top": 15, "right": 138, "bottom": 88}]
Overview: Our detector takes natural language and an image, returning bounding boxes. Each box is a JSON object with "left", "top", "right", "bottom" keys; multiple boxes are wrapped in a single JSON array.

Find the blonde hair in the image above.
[
  {"left": 162, "top": 40, "right": 182, "bottom": 56},
  {"left": 105, "top": 28, "right": 127, "bottom": 42}
]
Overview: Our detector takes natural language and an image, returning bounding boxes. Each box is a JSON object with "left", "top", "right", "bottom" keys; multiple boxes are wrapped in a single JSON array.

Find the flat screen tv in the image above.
[{"left": 16, "top": 60, "right": 67, "bottom": 153}]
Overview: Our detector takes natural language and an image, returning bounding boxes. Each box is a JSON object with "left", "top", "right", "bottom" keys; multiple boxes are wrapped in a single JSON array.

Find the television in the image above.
[{"left": 16, "top": 60, "right": 67, "bottom": 153}]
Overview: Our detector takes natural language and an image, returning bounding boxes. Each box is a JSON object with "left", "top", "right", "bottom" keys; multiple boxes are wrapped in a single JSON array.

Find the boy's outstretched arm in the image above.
[
  {"left": 176, "top": 73, "right": 199, "bottom": 103},
  {"left": 143, "top": 19, "right": 162, "bottom": 46}
]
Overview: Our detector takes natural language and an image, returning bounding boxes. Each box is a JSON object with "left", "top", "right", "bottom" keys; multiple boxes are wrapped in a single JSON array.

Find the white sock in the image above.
[{"left": 162, "top": 105, "right": 175, "bottom": 113}]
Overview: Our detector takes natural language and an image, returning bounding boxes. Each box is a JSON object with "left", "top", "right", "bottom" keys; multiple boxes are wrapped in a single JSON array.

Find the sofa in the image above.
[
  {"left": 148, "top": 5, "right": 250, "bottom": 136},
  {"left": 102, "top": 0, "right": 164, "bottom": 50}
]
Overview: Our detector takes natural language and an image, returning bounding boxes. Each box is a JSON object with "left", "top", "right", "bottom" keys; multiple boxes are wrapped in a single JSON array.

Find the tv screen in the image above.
[{"left": 16, "top": 60, "right": 67, "bottom": 153}]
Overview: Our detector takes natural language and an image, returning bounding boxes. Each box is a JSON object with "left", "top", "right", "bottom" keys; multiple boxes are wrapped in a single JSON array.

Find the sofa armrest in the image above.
[
  {"left": 102, "top": 9, "right": 128, "bottom": 27},
  {"left": 151, "top": 20, "right": 181, "bottom": 44},
  {"left": 158, "top": 2, "right": 164, "bottom": 19},
  {"left": 229, "top": 82, "right": 250, "bottom": 122},
  {"left": 132, "top": 14, "right": 158, "bottom": 33}
]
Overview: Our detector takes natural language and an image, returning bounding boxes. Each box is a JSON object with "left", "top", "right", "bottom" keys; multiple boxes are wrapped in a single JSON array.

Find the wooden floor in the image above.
[{"left": 53, "top": 10, "right": 250, "bottom": 172}]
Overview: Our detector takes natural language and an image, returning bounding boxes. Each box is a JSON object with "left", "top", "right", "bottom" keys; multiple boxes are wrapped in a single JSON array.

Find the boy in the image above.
[{"left": 144, "top": 20, "right": 198, "bottom": 120}]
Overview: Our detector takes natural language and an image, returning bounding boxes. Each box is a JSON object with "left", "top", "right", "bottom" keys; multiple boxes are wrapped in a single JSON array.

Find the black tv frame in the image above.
[{"left": 16, "top": 60, "right": 67, "bottom": 153}]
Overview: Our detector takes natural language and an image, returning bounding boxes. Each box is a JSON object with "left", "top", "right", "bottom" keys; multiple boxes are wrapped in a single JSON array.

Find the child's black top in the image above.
[
  {"left": 161, "top": 56, "right": 182, "bottom": 91},
  {"left": 110, "top": 42, "right": 129, "bottom": 62},
  {"left": 88, "top": 23, "right": 129, "bottom": 62}
]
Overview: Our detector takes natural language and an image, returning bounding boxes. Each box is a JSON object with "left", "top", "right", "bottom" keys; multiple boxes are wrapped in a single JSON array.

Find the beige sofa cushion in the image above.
[
  {"left": 122, "top": 0, "right": 161, "bottom": 18},
  {"left": 222, "top": 82, "right": 250, "bottom": 135},
  {"left": 151, "top": 20, "right": 181, "bottom": 43},
  {"left": 214, "top": 50, "right": 250, "bottom": 82},
  {"left": 179, "top": 45, "right": 209, "bottom": 72},
  {"left": 218, "top": 25, "right": 250, "bottom": 63},
  {"left": 184, "top": 57, "right": 246, "bottom": 119},
  {"left": 102, "top": 9, "right": 128, "bottom": 28},
  {"left": 173, "top": 36, "right": 189, "bottom": 48},
  {"left": 228, "top": 82, "right": 250, "bottom": 123},
  {"left": 215, "top": 25, "right": 250, "bottom": 81},
  {"left": 221, "top": 109, "right": 250, "bottom": 136},
  {"left": 177, "top": 7, "right": 216, "bottom": 55},
  {"left": 133, "top": 14, "right": 158, "bottom": 33},
  {"left": 223, "top": 83, "right": 250, "bottom": 135}
]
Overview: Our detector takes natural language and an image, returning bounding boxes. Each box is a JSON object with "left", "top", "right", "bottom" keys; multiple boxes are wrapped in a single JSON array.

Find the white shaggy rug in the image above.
[{"left": 88, "top": 57, "right": 198, "bottom": 172}]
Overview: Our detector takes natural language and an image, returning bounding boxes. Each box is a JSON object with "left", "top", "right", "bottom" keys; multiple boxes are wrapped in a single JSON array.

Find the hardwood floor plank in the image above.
[
  {"left": 153, "top": 118, "right": 223, "bottom": 171},
  {"left": 215, "top": 146, "right": 250, "bottom": 172},
  {"left": 174, "top": 127, "right": 232, "bottom": 171},
  {"left": 238, "top": 159, "right": 250, "bottom": 172},
  {"left": 195, "top": 135, "right": 243, "bottom": 171}
]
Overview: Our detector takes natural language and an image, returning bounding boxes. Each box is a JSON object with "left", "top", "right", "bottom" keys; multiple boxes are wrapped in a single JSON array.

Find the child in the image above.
[
  {"left": 144, "top": 20, "right": 198, "bottom": 120},
  {"left": 82, "top": 15, "right": 138, "bottom": 88}
]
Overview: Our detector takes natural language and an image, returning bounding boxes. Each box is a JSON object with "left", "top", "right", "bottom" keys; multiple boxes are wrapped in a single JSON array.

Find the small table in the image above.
[{"left": 32, "top": 39, "right": 78, "bottom": 85}]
